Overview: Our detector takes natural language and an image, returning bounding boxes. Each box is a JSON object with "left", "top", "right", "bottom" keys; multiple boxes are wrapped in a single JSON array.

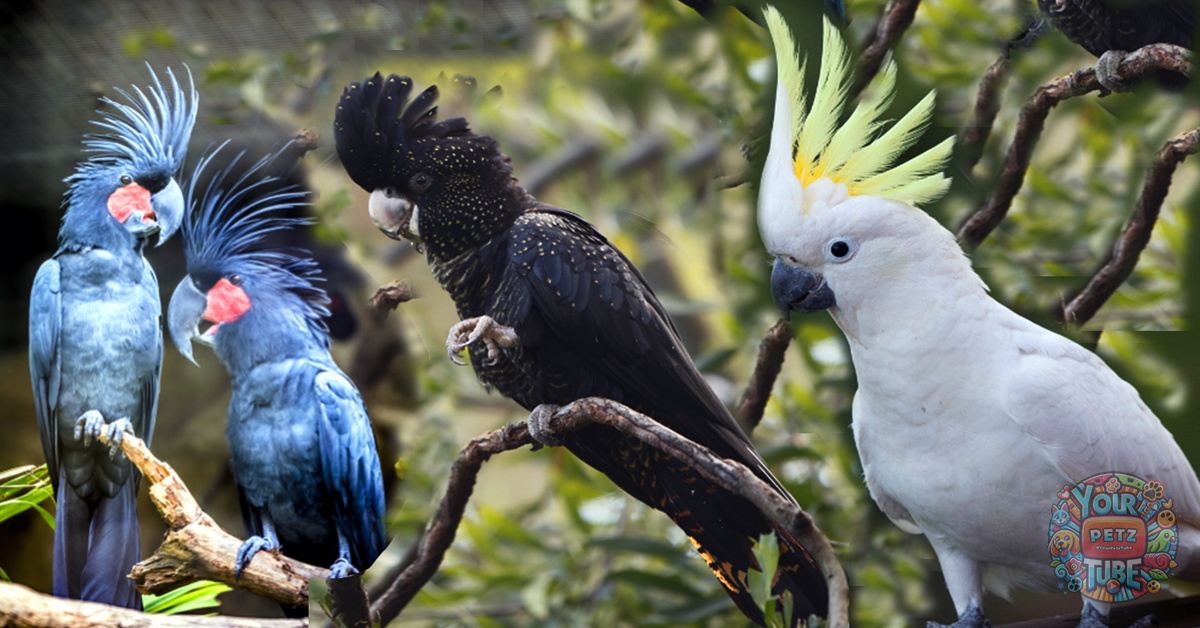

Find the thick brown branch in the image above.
[
  {"left": 0, "top": 582, "right": 304, "bottom": 628},
  {"left": 737, "top": 319, "right": 793, "bottom": 434},
  {"left": 370, "top": 399, "right": 849, "bottom": 627},
  {"left": 1057, "top": 128, "right": 1200, "bottom": 327},
  {"left": 370, "top": 423, "right": 534, "bottom": 625},
  {"left": 96, "top": 432, "right": 328, "bottom": 608},
  {"left": 958, "top": 44, "right": 1194, "bottom": 249},
  {"left": 852, "top": 0, "right": 921, "bottom": 98},
  {"left": 959, "top": 57, "right": 1011, "bottom": 175}
]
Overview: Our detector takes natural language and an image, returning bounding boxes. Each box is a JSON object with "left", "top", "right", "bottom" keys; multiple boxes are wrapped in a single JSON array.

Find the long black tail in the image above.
[
  {"left": 53, "top": 473, "right": 142, "bottom": 610},
  {"left": 568, "top": 427, "right": 828, "bottom": 626}
]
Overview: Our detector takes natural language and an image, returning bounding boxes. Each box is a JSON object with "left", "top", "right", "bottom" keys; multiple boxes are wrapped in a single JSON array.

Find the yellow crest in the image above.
[{"left": 763, "top": 6, "right": 953, "bottom": 207}]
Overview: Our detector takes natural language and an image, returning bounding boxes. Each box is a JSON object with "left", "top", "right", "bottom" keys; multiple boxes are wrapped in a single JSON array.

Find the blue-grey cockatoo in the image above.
[
  {"left": 30, "top": 67, "right": 195, "bottom": 609},
  {"left": 167, "top": 147, "right": 387, "bottom": 617},
  {"left": 758, "top": 8, "right": 1200, "bottom": 628}
]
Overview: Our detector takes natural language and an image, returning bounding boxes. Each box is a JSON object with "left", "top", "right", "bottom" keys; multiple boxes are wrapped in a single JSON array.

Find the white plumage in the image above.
[{"left": 759, "top": 7, "right": 1200, "bottom": 626}]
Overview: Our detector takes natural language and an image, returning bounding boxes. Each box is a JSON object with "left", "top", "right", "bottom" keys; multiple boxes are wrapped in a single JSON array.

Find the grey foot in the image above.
[
  {"left": 446, "top": 316, "right": 520, "bottom": 366},
  {"left": 74, "top": 411, "right": 133, "bottom": 459},
  {"left": 1096, "top": 50, "right": 1130, "bottom": 92},
  {"left": 528, "top": 404, "right": 566, "bottom": 448},
  {"left": 235, "top": 535, "right": 277, "bottom": 581},
  {"left": 928, "top": 605, "right": 991, "bottom": 628},
  {"left": 1078, "top": 604, "right": 1108, "bottom": 628},
  {"left": 1126, "top": 615, "right": 1157, "bottom": 628},
  {"left": 328, "top": 557, "right": 360, "bottom": 579}
]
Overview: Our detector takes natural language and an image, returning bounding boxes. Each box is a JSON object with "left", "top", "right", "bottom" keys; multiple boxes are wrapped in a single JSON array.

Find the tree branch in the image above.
[
  {"left": 1056, "top": 127, "right": 1200, "bottom": 327},
  {"left": 94, "top": 431, "right": 328, "bottom": 608},
  {"left": 957, "top": 44, "right": 1194, "bottom": 249},
  {"left": 323, "top": 575, "right": 376, "bottom": 628},
  {"left": 0, "top": 582, "right": 304, "bottom": 628},
  {"left": 852, "top": 0, "right": 922, "bottom": 98},
  {"left": 369, "top": 398, "right": 849, "bottom": 628},
  {"left": 959, "top": 57, "right": 1011, "bottom": 175},
  {"left": 367, "top": 280, "right": 416, "bottom": 318},
  {"left": 737, "top": 319, "right": 793, "bottom": 434}
]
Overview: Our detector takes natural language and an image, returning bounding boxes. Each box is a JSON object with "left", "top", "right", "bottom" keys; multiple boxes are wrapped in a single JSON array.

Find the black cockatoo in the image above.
[
  {"left": 30, "top": 67, "right": 195, "bottom": 609},
  {"left": 1036, "top": 0, "right": 1196, "bottom": 89},
  {"left": 333, "top": 74, "right": 828, "bottom": 625},
  {"left": 167, "top": 148, "right": 387, "bottom": 616}
]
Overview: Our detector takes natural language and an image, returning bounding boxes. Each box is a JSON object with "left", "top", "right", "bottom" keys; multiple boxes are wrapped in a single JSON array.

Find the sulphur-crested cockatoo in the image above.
[{"left": 758, "top": 7, "right": 1200, "bottom": 628}]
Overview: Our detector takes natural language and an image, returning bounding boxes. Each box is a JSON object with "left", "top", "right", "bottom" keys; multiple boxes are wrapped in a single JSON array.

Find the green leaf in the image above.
[
  {"left": 143, "top": 580, "right": 231, "bottom": 615},
  {"left": 588, "top": 535, "right": 685, "bottom": 559},
  {"left": 607, "top": 569, "right": 703, "bottom": 597}
]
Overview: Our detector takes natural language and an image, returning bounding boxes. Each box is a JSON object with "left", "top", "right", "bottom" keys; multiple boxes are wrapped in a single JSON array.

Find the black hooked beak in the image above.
[
  {"left": 151, "top": 178, "right": 184, "bottom": 245},
  {"left": 771, "top": 257, "right": 836, "bottom": 319},
  {"left": 168, "top": 277, "right": 213, "bottom": 366}
]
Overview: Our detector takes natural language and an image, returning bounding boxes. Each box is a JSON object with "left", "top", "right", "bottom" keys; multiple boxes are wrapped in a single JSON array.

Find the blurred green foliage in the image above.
[
  {"left": 142, "top": 580, "right": 231, "bottom": 616},
  {"left": 90, "top": 0, "right": 1196, "bottom": 625},
  {"left": 0, "top": 465, "right": 54, "bottom": 582}
]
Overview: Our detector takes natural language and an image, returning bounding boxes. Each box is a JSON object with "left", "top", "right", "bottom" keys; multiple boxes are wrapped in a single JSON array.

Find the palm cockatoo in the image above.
[{"left": 758, "top": 7, "right": 1200, "bottom": 628}]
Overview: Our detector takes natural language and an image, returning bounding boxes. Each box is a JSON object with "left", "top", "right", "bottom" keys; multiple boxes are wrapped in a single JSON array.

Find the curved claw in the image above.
[
  {"left": 104, "top": 418, "right": 135, "bottom": 459},
  {"left": 235, "top": 535, "right": 276, "bottom": 582},
  {"left": 327, "top": 558, "right": 360, "bottom": 580},
  {"left": 73, "top": 410, "right": 107, "bottom": 448}
]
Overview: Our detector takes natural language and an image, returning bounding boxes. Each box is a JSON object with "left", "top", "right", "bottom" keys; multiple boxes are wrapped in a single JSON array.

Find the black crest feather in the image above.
[{"left": 333, "top": 73, "right": 472, "bottom": 192}]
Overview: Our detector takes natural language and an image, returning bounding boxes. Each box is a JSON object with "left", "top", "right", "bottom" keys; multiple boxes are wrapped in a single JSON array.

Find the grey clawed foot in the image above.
[
  {"left": 327, "top": 557, "right": 360, "bottom": 579},
  {"left": 73, "top": 411, "right": 133, "bottom": 459},
  {"left": 1126, "top": 615, "right": 1158, "bottom": 628},
  {"left": 528, "top": 404, "right": 566, "bottom": 448},
  {"left": 446, "top": 316, "right": 520, "bottom": 366},
  {"left": 235, "top": 535, "right": 277, "bottom": 582},
  {"left": 1077, "top": 604, "right": 1109, "bottom": 628},
  {"left": 927, "top": 605, "right": 991, "bottom": 628},
  {"left": 1096, "top": 50, "right": 1130, "bottom": 93}
]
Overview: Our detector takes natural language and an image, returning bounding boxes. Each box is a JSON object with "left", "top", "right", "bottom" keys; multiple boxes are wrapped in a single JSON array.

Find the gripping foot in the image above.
[
  {"left": 328, "top": 557, "right": 360, "bottom": 579},
  {"left": 74, "top": 411, "right": 134, "bottom": 459},
  {"left": 235, "top": 535, "right": 278, "bottom": 582},
  {"left": 528, "top": 404, "right": 566, "bottom": 448},
  {"left": 927, "top": 605, "right": 992, "bottom": 628},
  {"left": 1096, "top": 50, "right": 1130, "bottom": 93},
  {"left": 446, "top": 316, "right": 519, "bottom": 366}
]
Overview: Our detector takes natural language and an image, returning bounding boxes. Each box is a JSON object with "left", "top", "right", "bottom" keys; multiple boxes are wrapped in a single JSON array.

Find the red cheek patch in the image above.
[
  {"left": 204, "top": 278, "right": 251, "bottom": 324},
  {"left": 107, "top": 183, "right": 151, "bottom": 223}
]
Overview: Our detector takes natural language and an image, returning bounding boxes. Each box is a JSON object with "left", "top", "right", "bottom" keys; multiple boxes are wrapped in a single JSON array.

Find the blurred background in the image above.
[{"left": 0, "top": 0, "right": 1196, "bottom": 626}]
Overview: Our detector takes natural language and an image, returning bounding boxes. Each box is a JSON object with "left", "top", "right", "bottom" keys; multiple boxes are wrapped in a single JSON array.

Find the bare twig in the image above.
[
  {"left": 94, "top": 431, "right": 328, "bottom": 608},
  {"left": 852, "top": 0, "right": 922, "bottom": 98},
  {"left": 368, "top": 280, "right": 416, "bottom": 317},
  {"left": 737, "top": 319, "right": 793, "bottom": 434},
  {"left": 959, "top": 57, "right": 1011, "bottom": 175},
  {"left": 958, "top": 43, "right": 1194, "bottom": 249},
  {"left": 369, "top": 399, "right": 849, "bottom": 628},
  {"left": 370, "top": 422, "right": 533, "bottom": 624},
  {"left": 1056, "top": 128, "right": 1200, "bottom": 327},
  {"left": 0, "top": 581, "right": 304, "bottom": 628}
]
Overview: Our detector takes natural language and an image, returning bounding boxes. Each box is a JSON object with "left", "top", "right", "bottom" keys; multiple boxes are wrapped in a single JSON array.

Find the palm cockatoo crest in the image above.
[{"left": 759, "top": 6, "right": 1200, "bottom": 628}]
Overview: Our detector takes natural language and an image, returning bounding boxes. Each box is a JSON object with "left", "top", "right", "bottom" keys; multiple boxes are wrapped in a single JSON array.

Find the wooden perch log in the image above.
[
  {"left": 0, "top": 581, "right": 304, "bottom": 628},
  {"left": 94, "top": 431, "right": 328, "bottom": 608},
  {"left": 370, "top": 398, "right": 849, "bottom": 628},
  {"left": 959, "top": 56, "right": 1011, "bottom": 175},
  {"left": 1057, "top": 127, "right": 1200, "bottom": 327},
  {"left": 957, "top": 43, "right": 1194, "bottom": 249}
]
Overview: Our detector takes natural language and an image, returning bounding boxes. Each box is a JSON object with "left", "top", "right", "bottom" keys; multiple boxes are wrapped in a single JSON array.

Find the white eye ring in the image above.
[{"left": 824, "top": 238, "right": 859, "bottom": 263}]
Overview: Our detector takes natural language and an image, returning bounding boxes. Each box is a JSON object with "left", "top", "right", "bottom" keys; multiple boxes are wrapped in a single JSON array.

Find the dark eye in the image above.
[
  {"left": 120, "top": 174, "right": 133, "bottom": 185},
  {"left": 409, "top": 172, "right": 432, "bottom": 193},
  {"left": 824, "top": 238, "right": 858, "bottom": 263},
  {"left": 229, "top": 275, "right": 243, "bottom": 286}
]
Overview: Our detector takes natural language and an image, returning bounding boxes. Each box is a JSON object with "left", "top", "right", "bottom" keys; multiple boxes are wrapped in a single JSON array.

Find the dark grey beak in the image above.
[
  {"left": 168, "top": 276, "right": 209, "bottom": 366},
  {"left": 151, "top": 178, "right": 184, "bottom": 246},
  {"left": 771, "top": 257, "right": 836, "bottom": 319}
]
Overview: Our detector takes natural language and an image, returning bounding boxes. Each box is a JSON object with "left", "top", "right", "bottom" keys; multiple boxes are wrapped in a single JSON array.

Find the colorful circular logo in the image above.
[{"left": 1049, "top": 473, "right": 1177, "bottom": 601}]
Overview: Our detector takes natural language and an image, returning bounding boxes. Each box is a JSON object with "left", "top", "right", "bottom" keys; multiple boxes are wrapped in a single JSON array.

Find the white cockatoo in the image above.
[{"left": 758, "top": 7, "right": 1200, "bottom": 628}]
